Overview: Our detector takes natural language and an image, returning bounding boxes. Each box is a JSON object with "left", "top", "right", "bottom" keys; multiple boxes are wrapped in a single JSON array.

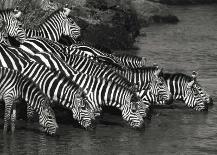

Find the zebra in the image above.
[
  {"left": 0, "top": 8, "right": 26, "bottom": 43},
  {"left": 114, "top": 66, "right": 172, "bottom": 104},
  {"left": 0, "top": 67, "right": 58, "bottom": 135},
  {"left": 25, "top": 6, "right": 81, "bottom": 42},
  {"left": 160, "top": 72, "right": 208, "bottom": 111},
  {"left": 114, "top": 54, "right": 147, "bottom": 69},
  {"left": 0, "top": 43, "right": 94, "bottom": 129},
  {"left": 17, "top": 41, "right": 145, "bottom": 128},
  {"left": 19, "top": 37, "right": 136, "bottom": 89},
  {"left": 21, "top": 37, "right": 126, "bottom": 69},
  {"left": 190, "top": 71, "right": 213, "bottom": 105}
]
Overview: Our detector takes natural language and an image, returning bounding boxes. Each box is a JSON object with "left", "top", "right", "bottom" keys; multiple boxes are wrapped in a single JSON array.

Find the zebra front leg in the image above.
[
  {"left": 3, "top": 99, "right": 13, "bottom": 134},
  {"left": 27, "top": 104, "right": 35, "bottom": 121},
  {"left": 10, "top": 102, "right": 16, "bottom": 134}
]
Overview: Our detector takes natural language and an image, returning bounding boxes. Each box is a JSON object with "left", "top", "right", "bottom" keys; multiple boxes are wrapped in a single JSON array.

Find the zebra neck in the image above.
[{"left": 19, "top": 76, "right": 42, "bottom": 113}]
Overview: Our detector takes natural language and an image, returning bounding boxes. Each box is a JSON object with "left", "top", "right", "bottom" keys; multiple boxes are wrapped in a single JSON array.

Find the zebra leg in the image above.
[
  {"left": 27, "top": 104, "right": 35, "bottom": 121},
  {"left": 3, "top": 98, "right": 13, "bottom": 134},
  {"left": 10, "top": 102, "right": 16, "bottom": 134}
]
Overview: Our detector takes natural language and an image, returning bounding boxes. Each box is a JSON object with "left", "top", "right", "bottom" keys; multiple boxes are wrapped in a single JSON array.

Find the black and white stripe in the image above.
[
  {"left": 0, "top": 43, "right": 94, "bottom": 128},
  {"left": 0, "top": 67, "right": 58, "bottom": 135},
  {"left": 25, "top": 7, "right": 80, "bottom": 41},
  {"left": 0, "top": 8, "right": 26, "bottom": 43},
  {"left": 161, "top": 72, "right": 208, "bottom": 111}
]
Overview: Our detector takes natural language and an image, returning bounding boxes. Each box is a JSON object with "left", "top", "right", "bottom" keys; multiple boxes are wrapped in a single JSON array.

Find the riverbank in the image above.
[
  {"left": 148, "top": 0, "right": 217, "bottom": 5},
  {"left": 18, "top": 0, "right": 178, "bottom": 50}
]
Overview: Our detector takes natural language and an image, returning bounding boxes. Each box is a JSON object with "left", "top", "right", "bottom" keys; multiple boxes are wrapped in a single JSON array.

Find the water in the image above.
[{"left": 1, "top": 5, "right": 217, "bottom": 155}]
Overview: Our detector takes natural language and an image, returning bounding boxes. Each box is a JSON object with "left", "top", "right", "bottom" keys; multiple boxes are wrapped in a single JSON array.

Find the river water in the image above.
[{"left": 0, "top": 5, "right": 217, "bottom": 155}]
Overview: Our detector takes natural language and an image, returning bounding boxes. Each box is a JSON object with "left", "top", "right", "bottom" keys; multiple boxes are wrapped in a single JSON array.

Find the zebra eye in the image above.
[
  {"left": 159, "top": 82, "right": 163, "bottom": 86},
  {"left": 132, "top": 109, "right": 137, "bottom": 113},
  {"left": 48, "top": 115, "right": 53, "bottom": 119},
  {"left": 81, "top": 106, "right": 86, "bottom": 110}
]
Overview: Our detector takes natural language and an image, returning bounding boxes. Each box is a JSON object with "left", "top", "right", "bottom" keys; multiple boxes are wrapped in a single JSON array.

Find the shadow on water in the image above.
[{"left": 1, "top": 4, "right": 217, "bottom": 155}]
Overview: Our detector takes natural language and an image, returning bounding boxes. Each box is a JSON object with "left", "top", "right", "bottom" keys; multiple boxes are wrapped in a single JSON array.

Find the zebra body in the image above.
[
  {"left": 25, "top": 7, "right": 80, "bottom": 41},
  {"left": 0, "top": 67, "right": 58, "bottom": 135},
  {"left": 0, "top": 43, "right": 94, "bottom": 128}
]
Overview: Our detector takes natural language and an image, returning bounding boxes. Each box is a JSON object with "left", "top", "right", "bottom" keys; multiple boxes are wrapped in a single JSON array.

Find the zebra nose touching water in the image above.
[{"left": 160, "top": 71, "right": 210, "bottom": 111}]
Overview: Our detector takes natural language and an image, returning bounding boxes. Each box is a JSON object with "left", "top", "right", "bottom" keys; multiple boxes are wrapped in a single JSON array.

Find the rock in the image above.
[
  {"left": 148, "top": 0, "right": 217, "bottom": 5},
  {"left": 129, "top": 0, "right": 179, "bottom": 25}
]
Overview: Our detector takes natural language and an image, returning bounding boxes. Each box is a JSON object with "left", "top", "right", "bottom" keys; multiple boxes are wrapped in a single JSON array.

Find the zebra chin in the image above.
[
  {"left": 80, "top": 119, "right": 96, "bottom": 130},
  {"left": 194, "top": 104, "right": 208, "bottom": 112},
  {"left": 128, "top": 119, "right": 144, "bottom": 129},
  {"left": 39, "top": 126, "right": 58, "bottom": 136},
  {"left": 163, "top": 97, "right": 173, "bottom": 105}
]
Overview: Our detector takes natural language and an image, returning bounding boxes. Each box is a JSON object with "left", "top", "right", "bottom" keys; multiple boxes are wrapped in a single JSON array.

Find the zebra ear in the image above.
[
  {"left": 132, "top": 102, "right": 138, "bottom": 111},
  {"left": 141, "top": 57, "right": 146, "bottom": 66},
  {"left": 187, "top": 80, "right": 194, "bottom": 88},
  {"left": 14, "top": 10, "right": 22, "bottom": 18},
  {"left": 154, "top": 67, "right": 162, "bottom": 77},
  {"left": 63, "top": 5, "right": 71, "bottom": 16},
  {"left": 192, "top": 71, "right": 198, "bottom": 79}
]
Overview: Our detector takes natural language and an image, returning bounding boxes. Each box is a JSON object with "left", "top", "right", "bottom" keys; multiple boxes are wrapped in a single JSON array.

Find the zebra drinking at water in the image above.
[
  {"left": 0, "top": 43, "right": 95, "bottom": 129},
  {"left": 16, "top": 41, "right": 145, "bottom": 128},
  {"left": 159, "top": 72, "right": 209, "bottom": 111},
  {"left": 0, "top": 67, "right": 58, "bottom": 135}
]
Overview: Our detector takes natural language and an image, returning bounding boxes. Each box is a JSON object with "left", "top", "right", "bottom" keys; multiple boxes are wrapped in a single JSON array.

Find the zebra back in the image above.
[{"left": 114, "top": 54, "right": 146, "bottom": 69}]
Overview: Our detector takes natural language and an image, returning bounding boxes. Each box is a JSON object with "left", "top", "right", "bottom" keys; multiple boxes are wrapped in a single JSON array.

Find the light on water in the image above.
[{"left": 1, "top": 5, "right": 217, "bottom": 155}]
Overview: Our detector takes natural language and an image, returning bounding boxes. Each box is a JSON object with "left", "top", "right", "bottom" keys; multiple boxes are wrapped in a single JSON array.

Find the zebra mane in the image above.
[
  {"left": 115, "top": 54, "right": 143, "bottom": 60},
  {"left": 129, "top": 66, "right": 159, "bottom": 72},
  {"left": 163, "top": 73, "right": 193, "bottom": 82},
  {"left": 39, "top": 8, "right": 65, "bottom": 25},
  {"left": 0, "top": 9, "right": 14, "bottom": 16}
]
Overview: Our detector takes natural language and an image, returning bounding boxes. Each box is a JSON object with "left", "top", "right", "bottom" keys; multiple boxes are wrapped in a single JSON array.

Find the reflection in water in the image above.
[{"left": 0, "top": 4, "right": 217, "bottom": 155}]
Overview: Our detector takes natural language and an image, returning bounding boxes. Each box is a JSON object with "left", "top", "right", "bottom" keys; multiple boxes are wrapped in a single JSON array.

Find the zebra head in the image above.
[
  {"left": 39, "top": 99, "right": 58, "bottom": 135},
  {"left": 0, "top": 8, "right": 26, "bottom": 43},
  {"left": 122, "top": 93, "right": 144, "bottom": 128},
  {"left": 71, "top": 89, "right": 95, "bottom": 129},
  {"left": 185, "top": 78, "right": 208, "bottom": 111},
  {"left": 131, "top": 92, "right": 150, "bottom": 118},
  {"left": 61, "top": 6, "right": 81, "bottom": 39},
  {"left": 191, "top": 71, "right": 213, "bottom": 106},
  {"left": 0, "top": 25, "right": 9, "bottom": 44},
  {"left": 151, "top": 67, "right": 172, "bottom": 104}
]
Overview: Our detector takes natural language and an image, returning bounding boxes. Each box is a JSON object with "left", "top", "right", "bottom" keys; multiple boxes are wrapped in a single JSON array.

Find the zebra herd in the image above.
[{"left": 0, "top": 5, "right": 212, "bottom": 135}]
